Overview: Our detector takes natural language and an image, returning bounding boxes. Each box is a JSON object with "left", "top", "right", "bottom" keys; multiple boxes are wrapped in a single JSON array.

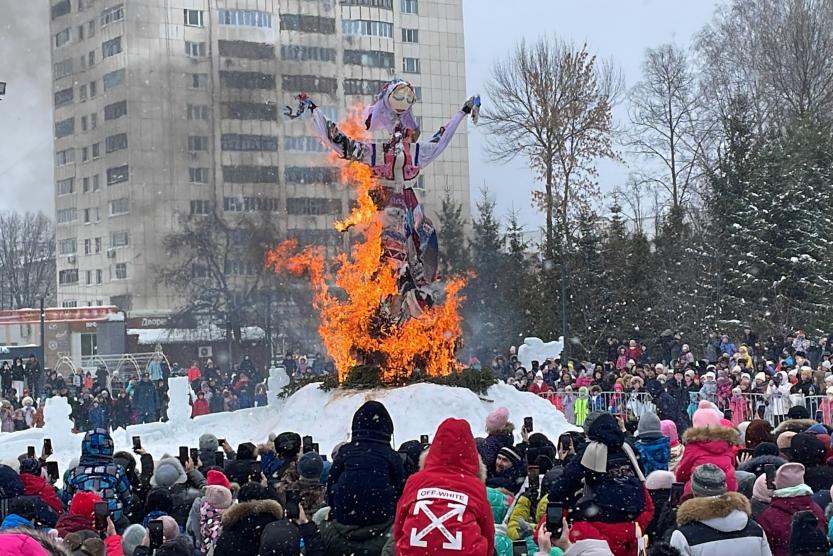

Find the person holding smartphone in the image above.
[{"left": 18, "top": 457, "right": 64, "bottom": 515}]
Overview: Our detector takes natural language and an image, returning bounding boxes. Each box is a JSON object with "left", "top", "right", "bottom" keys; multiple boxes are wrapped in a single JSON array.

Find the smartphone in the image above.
[
  {"left": 134, "top": 547, "right": 152, "bottom": 556},
  {"left": 250, "top": 461, "right": 262, "bottom": 481},
  {"left": 670, "top": 481, "right": 685, "bottom": 506},
  {"left": 27, "top": 445, "right": 35, "bottom": 458},
  {"left": 42, "top": 438, "right": 53, "bottom": 457},
  {"left": 285, "top": 489, "right": 301, "bottom": 520},
  {"left": 546, "top": 502, "right": 564, "bottom": 536},
  {"left": 190, "top": 448, "right": 200, "bottom": 466},
  {"left": 723, "top": 409, "right": 733, "bottom": 421},
  {"left": 524, "top": 416, "right": 534, "bottom": 432},
  {"left": 765, "top": 464, "right": 776, "bottom": 490},
  {"left": 218, "top": 438, "right": 226, "bottom": 448},
  {"left": 420, "top": 434, "right": 429, "bottom": 445},
  {"left": 512, "top": 540, "right": 528, "bottom": 556},
  {"left": 178, "top": 446, "right": 189, "bottom": 467},
  {"left": 148, "top": 519, "right": 164, "bottom": 549},
  {"left": 737, "top": 448, "right": 753, "bottom": 459},
  {"left": 321, "top": 455, "right": 327, "bottom": 462},
  {"left": 311, "top": 442, "right": 319, "bottom": 454},
  {"left": 94, "top": 501, "right": 109, "bottom": 531},
  {"left": 215, "top": 451, "right": 225, "bottom": 467},
  {"left": 132, "top": 436, "right": 142, "bottom": 452},
  {"left": 528, "top": 465, "right": 540, "bottom": 486},
  {"left": 302, "top": 435, "right": 313, "bottom": 448},
  {"left": 46, "top": 461, "right": 59, "bottom": 483},
  {"left": 558, "top": 433, "right": 573, "bottom": 452}
]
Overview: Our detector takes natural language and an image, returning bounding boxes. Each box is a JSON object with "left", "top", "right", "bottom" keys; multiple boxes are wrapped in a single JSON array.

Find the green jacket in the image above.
[{"left": 574, "top": 397, "right": 589, "bottom": 426}]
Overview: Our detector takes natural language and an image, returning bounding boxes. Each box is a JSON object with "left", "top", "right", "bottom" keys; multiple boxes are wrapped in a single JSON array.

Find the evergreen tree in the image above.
[{"left": 437, "top": 189, "right": 470, "bottom": 276}]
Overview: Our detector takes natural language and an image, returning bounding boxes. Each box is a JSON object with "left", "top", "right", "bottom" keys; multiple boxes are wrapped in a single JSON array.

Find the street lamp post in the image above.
[{"left": 39, "top": 297, "right": 46, "bottom": 369}]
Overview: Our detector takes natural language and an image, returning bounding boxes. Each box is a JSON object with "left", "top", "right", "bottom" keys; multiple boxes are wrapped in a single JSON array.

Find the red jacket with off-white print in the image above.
[{"left": 393, "top": 418, "right": 495, "bottom": 556}]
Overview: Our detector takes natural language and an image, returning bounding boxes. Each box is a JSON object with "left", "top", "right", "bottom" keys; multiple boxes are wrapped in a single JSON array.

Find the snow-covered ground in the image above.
[{"left": 0, "top": 376, "right": 579, "bottom": 480}]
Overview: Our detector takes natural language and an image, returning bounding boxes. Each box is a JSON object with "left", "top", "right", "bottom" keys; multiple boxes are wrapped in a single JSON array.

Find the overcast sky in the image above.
[{"left": 0, "top": 0, "right": 721, "bottom": 226}]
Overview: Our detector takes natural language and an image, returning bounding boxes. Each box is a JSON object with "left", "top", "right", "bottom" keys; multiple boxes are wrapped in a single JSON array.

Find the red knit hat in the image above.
[
  {"left": 206, "top": 469, "right": 230, "bottom": 489},
  {"left": 70, "top": 491, "right": 102, "bottom": 518}
]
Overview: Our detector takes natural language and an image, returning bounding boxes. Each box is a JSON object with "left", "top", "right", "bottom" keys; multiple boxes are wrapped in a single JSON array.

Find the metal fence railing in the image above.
[{"left": 534, "top": 390, "right": 833, "bottom": 428}]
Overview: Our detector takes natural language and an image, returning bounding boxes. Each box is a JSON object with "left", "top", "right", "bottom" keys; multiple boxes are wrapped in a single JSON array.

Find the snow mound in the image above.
[
  {"left": 0, "top": 379, "right": 578, "bottom": 480},
  {"left": 518, "top": 337, "right": 564, "bottom": 370}
]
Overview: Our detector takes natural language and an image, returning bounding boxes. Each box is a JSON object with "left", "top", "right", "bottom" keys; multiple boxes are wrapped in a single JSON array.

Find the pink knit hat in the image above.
[
  {"left": 660, "top": 420, "right": 679, "bottom": 447},
  {"left": 774, "top": 462, "right": 805, "bottom": 490},
  {"left": 485, "top": 407, "right": 510, "bottom": 433},
  {"left": 693, "top": 400, "right": 723, "bottom": 428},
  {"left": 752, "top": 473, "right": 773, "bottom": 502}
]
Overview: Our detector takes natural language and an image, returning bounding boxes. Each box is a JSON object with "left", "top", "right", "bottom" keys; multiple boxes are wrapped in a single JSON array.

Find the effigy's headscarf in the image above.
[{"left": 362, "top": 80, "right": 419, "bottom": 133}]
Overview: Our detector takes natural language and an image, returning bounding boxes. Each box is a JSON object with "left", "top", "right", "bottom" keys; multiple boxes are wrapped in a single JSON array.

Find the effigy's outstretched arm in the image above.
[
  {"left": 416, "top": 96, "right": 480, "bottom": 169},
  {"left": 285, "top": 94, "right": 371, "bottom": 164}
]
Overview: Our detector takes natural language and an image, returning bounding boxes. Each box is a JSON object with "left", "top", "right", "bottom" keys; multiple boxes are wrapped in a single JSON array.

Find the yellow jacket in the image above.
[{"left": 507, "top": 494, "right": 548, "bottom": 540}]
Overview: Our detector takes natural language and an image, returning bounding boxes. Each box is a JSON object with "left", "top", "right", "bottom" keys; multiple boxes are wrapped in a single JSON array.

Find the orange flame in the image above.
[{"left": 266, "top": 108, "right": 465, "bottom": 383}]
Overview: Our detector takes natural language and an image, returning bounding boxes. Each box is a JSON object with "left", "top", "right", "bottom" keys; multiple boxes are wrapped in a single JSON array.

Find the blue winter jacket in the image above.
[{"left": 634, "top": 436, "right": 670, "bottom": 475}]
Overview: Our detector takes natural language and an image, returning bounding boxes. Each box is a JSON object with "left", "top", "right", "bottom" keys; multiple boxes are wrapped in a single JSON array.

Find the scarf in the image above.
[
  {"left": 580, "top": 441, "right": 646, "bottom": 482},
  {"left": 772, "top": 484, "right": 813, "bottom": 498}
]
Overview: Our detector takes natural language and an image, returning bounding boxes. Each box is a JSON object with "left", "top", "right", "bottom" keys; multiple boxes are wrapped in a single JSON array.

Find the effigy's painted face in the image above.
[{"left": 388, "top": 84, "right": 415, "bottom": 114}]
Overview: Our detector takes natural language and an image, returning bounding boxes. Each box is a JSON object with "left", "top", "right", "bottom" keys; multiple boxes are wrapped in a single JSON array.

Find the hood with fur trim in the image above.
[
  {"left": 676, "top": 492, "right": 751, "bottom": 526},
  {"left": 773, "top": 418, "right": 817, "bottom": 437},
  {"left": 220, "top": 499, "right": 283, "bottom": 528},
  {"left": 682, "top": 425, "right": 739, "bottom": 447}
]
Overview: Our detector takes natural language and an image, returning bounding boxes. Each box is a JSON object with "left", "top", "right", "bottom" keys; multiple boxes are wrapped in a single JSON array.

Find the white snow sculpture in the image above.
[{"left": 517, "top": 337, "right": 565, "bottom": 370}]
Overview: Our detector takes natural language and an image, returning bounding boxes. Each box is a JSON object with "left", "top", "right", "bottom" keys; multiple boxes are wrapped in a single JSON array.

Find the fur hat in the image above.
[
  {"left": 691, "top": 463, "right": 727, "bottom": 497},
  {"left": 693, "top": 400, "right": 723, "bottom": 428},
  {"left": 774, "top": 462, "right": 805, "bottom": 490},
  {"left": 297, "top": 452, "right": 324, "bottom": 480},
  {"left": 486, "top": 407, "right": 510, "bottom": 434},
  {"left": 645, "top": 470, "right": 676, "bottom": 491}
]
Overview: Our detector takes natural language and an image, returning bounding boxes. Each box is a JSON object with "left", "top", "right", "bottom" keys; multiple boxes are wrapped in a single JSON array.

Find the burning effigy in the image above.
[{"left": 268, "top": 81, "right": 479, "bottom": 384}]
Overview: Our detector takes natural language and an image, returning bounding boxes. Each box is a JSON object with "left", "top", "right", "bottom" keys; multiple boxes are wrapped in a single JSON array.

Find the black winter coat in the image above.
[
  {"left": 327, "top": 401, "right": 405, "bottom": 527},
  {"left": 259, "top": 520, "right": 325, "bottom": 556},
  {"left": 214, "top": 499, "right": 282, "bottom": 556}
]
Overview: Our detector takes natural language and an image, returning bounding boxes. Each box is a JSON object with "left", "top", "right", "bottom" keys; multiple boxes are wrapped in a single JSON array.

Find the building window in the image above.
[
  {"left": 401, "top": 0, "right": 418, "bottom": 14},
  {"left": 190, "top": 200, "right": 211, "bottom": 215},
  {"left": 83, "top": 208, "right": 91, "bottom": 223},
  {"left": 102, "top": 37, "right": 122, "bottom": 58},
  {"left": 183, "top": 9, "right": 205, "bottom": 27},
  {"left": 284, "top": 166, "right": 337, "bottom": 184},
  {"left": 188, "top": 73, "right": 208, "bottom": 89},
  {"left": 57, "top": 177, "right": 75, "bottom": 195},
  {"left": 92, "top": 142, "right": 100, "bottom": 158},
  {"left": 57, "top": 208, "right": 78, "bottom": 224},
  {"left": 221, "top": 133, "right": 278, "bottom": 152},
  {"left": 220, "top": 71, "right": 275, "bottom": 90},
  {"left": 59, "top": 269, "right": 79, "bottom": 285},
  {"left": 401, "top": 28, "right": 419, "bottom": 43},
  {"left": 218, "top": 9, "right": 272, "bottom": 28},
  {"left": 342, "top": 19, "right": 393, "bottom": 38},
  {"left": 78, "top": 23, "right": 85, "bottom": 41},
  {"left": 96, "top": 269, "right": 103, "bottom": 284},
  {"left": 280, "top": 45, "right": 336, "bottom": 62},
  {"left": 113, "top": 263, "right": 127, "bottom": 280},
  {"left": 221, "top": 102, "right": 277, "bottom": 121},
  {"left": 223, "top": 196, "right": 280, "bottom": 212},
  {"left": 110, "top": 231, "right": 129, "bottom": 248},
  {"left": 55, "top": 118, "right": 75, "bottom": 139},
  {"left": 104, "top": 100, "right": 127, "bottom": 120},
  {"left": 282, "top": 75, "right": 337, "bottom": 94},
  {"left": 223, "top": 260, "right": 257, "bottom": 276},
  {"left": 51, "top": 0, "right": 71, "bottom": 20},
  {"left": 103, "top": 68, "right": 125, "bottom": 90},
  {"left": 89, "top": 20, "right": 95, "bottom": 37},
  {"left": 94, "top": 237, "right": 102, "bottom": 253},
  {"left": 341, "top": 0, "right": 393, "bottom": 8},
  {"left": 105, "top": 133, "right": 128, "bottom": 153},
  {"left": 54, "top": 58, "right": 73, "bottom": 79},
  {"left": 188, "top": 135, "right": 209, "bottom": 152},
  {"left": 54, "top": 87, "right": 74, "bottom": 108},
  {"left": 82, "top": 177, "right": 90, "bottom": 192},
  {"left": 110, "top": 197, "right": 129, "bottom": 216},
  {"left": 89, "top": 80, "right": 97, "bottom": 97},
  {"left": 79, "top": 84, "right": 87, "bottom": 101},
  {"left": 280, "top": 14, "right": 336, "bottom": 34},
  {"left": 284, "top": 136, "right": 327, "bottom": 153},
  {"left": 88, "top": 50, "right": 95, "bottom": 66},
  {"left": 288, "top": 229, "right": 342, "bottom": 248},
  {"left": 218, "top": 40, "right": 274, "bottom": 60},
  {"left": 58, "top": 238, "right": 77, "bottom": 255},
  {"left": 107, "top": 165, "right": 129, "bottom": 185},
  {"left": 82, "top": 147, "right": 89, "bottom": 163},
  {"left": 344, "top": 79, "right": 388, "bottom": 95},
  {"left": 84, "top": 239, "right": 92, "bottom": 255},
  {"left": 92, "top": 174, "right": 100, "bottom": 190},
  {"left": 189, "top": 167, "right": 209, "bottom": 184},
  {"left": 185, "top": 41, "right": 207, "bottom": 58},
  {"left": 286, "top": 197, "right": 343, "bottom": 215},
  {"left": 100, "top": 4, "right": 124, "bottom": 26},
  {"left": 56, "top": 148, "right": 75, "bottom": 166},
  {"left": 222, "top": 166, "right": 279, "bottom": 183},
  {"left": 61, "top": 300, "right": 78, "bottom": 308},
  {"left": 81, "top": 116, "right": 88, "bottom": 132},
  {"left": 402, "top": 57, "right": 420, "bottom": 73},
  {"left": 344, "top": 50, "right": 395, "bottom": 68},
  {"left": 186, "top": 104, "right": 209, "bottom": 120},
  {"left": 55, "top": 28, "right": 71, "bottom": 48}
]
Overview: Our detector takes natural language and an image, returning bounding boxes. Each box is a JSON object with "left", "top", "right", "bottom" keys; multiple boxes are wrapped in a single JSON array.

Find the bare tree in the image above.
[
  {"left": 0, "top": 211, "right": 55, "bottom": 309},
  {"left": 628, "top": 43, "right": 710, "bottom": 214},
  {"left": 158, "top": 210, "right": 283, "bottom": 348},
  {"left": 697, "top": 0, "right": 833, "bottom": 129},
  {"left": 482, "top": 37, "right": 621, "bottom": 258}
]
